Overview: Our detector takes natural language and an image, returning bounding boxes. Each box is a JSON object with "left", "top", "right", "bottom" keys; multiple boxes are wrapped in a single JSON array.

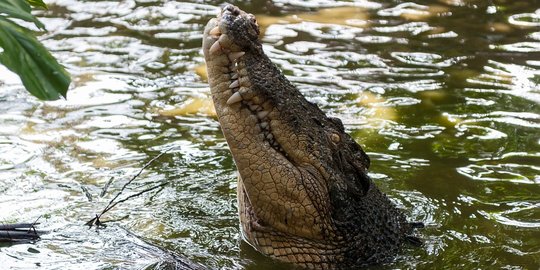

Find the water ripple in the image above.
[
  {"left": 380, "top": 123, "right": 445, "bottom": 139},
  {"left": 391, "top": 52, "right": 467, "bottom": 68},
  {"left": 466, "top": 60, "right": 540, "bottom": 103},
  {"left": 373, "top": 22, "right": 434, "bottom": 35},
  {"left": 378, "top": 3, "right": 430, "bottom": 17},
  {"left": 457, "top": 163, "right": 540, "bottom": 184},
  {"left": 508, "top": 9, "right": 540, "bottom": 27},
  {"left": 479, "top": 201, "right": 540, "bottom": 228},
  {"left": 0, "top": 137, "right": 40, "bottom": 171},
  {"left": 1, "top": 0, "right": 540, "bottom": 269}
]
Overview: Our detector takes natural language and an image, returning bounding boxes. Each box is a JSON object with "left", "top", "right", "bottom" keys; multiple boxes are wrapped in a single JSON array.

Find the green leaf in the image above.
[
  {"left": 0, "top": 0, "right": 44, "bottom": 29},
  {"left": 26, "top": 0, "right": 47, "bottom": 9},
  {"left": 0, "top": 16, "right": 70, "bottom": 100}
]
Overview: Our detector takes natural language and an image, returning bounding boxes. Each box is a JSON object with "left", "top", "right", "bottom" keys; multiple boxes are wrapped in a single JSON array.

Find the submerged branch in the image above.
[{"left": 0, "top": 218, "right": 41, "bottom": 242}]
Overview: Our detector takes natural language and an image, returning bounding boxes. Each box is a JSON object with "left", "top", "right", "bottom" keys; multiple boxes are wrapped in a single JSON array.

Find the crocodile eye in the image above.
[
  {"left": 247, "top": 14, "right": 259, "bottom": 36},
  {"left": 330, "top": 133, "right": 341, "bottom": 143}
]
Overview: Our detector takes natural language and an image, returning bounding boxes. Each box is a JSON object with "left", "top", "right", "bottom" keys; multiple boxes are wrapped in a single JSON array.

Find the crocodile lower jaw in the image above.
[{"left": 203, "top": 21, "right": 287, "bottom": 155}]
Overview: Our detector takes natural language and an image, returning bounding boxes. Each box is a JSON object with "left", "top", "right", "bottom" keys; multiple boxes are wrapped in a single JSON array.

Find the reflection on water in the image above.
[{"left": 1, "top": 0, "right": 539, "bottom": 269}]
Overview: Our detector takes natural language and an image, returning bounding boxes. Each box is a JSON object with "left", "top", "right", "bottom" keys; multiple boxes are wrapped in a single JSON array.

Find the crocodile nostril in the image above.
[{"left": 223, "top": 4, "right": 239, "bottom": 16}]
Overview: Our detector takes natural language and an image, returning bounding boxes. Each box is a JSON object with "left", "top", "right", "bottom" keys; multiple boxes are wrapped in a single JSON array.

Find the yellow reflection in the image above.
[
  {"left": 419, "top": 89, "right": 447, "bottom": 108},
  {"left": 92, "top": 156, "right": 117, "bottom": 169},
  {"left": 487, "top": 22, "right": 513, "bottom": 33},
  {"left": 257, "top": 6, "right": 369, "bottom": 29},
  {"left": 195, "top": 64, "right": 208, "bottom": 82},
  {"left": 158, "top": 97, "right": 216, "bottom": 117},
  {"left": 357, "top": 92, "right": 397, "bottom": 121}
]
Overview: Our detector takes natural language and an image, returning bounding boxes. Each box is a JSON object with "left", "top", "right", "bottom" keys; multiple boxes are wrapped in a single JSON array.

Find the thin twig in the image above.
[
  {"left": 86, "top": 183, "right": 167, "bottom": 228},
  {"left": 86, "top": 149, "right": 172, "bottom": 227},
  {"left": 100, "top": 177, "right": 114, "bottom": 197},
  {"left": 103, "top": 183, "right": 167, "bottom": 214},
  {"left": 27, "top": 216, "right": 41, "bottom": 236},
  {"left": 100, "top": 149, "right": 170, "bottom": 215}
]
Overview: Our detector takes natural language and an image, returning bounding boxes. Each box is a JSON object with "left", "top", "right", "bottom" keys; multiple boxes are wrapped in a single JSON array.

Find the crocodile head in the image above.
[{"left": 203, "top": 5, "right": 414, "bottom": 269}]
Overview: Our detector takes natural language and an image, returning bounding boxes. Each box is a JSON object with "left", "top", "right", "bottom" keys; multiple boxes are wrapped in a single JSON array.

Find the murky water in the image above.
[{"left": 1, "top": 0, "right": 539, "bottom": 269}]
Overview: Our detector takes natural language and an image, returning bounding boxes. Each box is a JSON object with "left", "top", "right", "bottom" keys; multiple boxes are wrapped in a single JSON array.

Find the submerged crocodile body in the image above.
[{"left": 203, "top": 5, "right": 418, "bottom": 269}]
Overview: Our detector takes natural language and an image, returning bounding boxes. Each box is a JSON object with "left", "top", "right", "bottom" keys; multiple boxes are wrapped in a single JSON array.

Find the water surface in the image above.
[{"left": 0, "top": 0, "right": 539, "bottom": 269}]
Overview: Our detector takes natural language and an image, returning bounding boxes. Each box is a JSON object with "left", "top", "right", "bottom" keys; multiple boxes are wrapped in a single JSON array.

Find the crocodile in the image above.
[{"left": 202, "top": 5, "right": 419, "bottom": 269}]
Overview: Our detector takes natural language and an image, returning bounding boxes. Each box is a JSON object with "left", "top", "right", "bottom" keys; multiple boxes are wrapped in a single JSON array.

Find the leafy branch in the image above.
[{"left": 0, "top": 0, "right": 70, "bottom": 100}]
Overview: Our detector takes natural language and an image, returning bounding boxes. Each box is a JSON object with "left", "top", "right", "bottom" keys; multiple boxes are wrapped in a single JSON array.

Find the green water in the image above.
[{"left": 0, "top": 0, "right": 539, "bottom": 269}]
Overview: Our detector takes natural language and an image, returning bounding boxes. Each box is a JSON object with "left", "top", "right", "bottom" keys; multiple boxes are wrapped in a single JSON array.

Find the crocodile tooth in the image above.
[
  {"left": 249, "top": 104, "right": 260, "bottom": 111},
  {"left": 239, "top": 87, "right": 249, "bottom": 95},
  {"left": 209, "top": 41, "right": 222, "bottom": 54},
  {"left": 228, "top": 51, "right": 245, "bottom": 62},
  {"left": 257, "top": 110, "right": 269, "bottom": 119},
  {"left": 229, "top": 80, "right": 240, "bottom": 89},
  {"left": 218, "top": 34, "right": 232, "bottom": 48},
  {"left": 209, "top": 26, "right": 221, "bottom": 37},
  {"left": 231, "top": 73, "right": 239, "bottom": 79},
  {"left": 226, "top": 92, "right": 243, "bottom": 105}
]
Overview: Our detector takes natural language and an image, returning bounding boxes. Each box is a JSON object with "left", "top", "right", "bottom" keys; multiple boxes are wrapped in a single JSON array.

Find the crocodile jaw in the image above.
[{"left": 203, "top": 4, "right": 333, "bottom": 238}]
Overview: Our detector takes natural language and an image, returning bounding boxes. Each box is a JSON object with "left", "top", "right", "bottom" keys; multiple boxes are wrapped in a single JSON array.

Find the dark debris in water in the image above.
[{"left": 0, "top": 223, "right": 41, "bottom": 242}]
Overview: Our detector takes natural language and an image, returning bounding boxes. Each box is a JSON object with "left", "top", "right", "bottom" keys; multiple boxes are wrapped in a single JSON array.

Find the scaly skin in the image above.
[{"left": 203, "top": 5, "right": 415, "bottom": 269}]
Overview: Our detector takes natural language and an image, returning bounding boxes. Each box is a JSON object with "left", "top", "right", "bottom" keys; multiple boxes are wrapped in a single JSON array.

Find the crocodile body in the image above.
[{"left": 202, "top": 5, "right": 416, "bottom": 269}]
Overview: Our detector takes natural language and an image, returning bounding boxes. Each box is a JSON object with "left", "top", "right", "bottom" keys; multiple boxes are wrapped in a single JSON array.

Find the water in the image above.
[{"left": 1, "top": 0, "right": 539, "bottom": 269}]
